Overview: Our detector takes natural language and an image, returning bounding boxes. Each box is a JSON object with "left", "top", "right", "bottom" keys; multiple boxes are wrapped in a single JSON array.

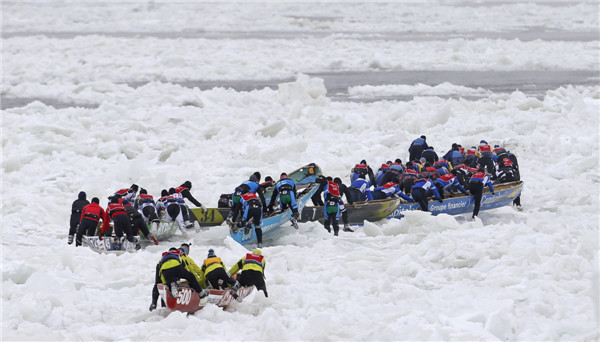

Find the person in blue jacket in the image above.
[
  {"left": 373, "top": 182, "right": 414, "bottom": 202},
  {"left": 434, "top": 168, "right": 468, "bottom": 199},
  {"left": 267, "top": 173, "right": 300, "bottom": 228},
  {"left": 408, "top": 135, "right": 429, "bottom": 162},
  {"left": 373, "top": 162, "right": 391, "bottom": 186},
  {"left": 226, "top": 172, "right": 267, "bottom": 227},
  {"left": 420, "top": 146, "right": 439, "bottom": 167},
  {"left": 411, "top": 174, "right": 443, "bottom": 211},
  {"left": 349, "top": 173, "right": 374, "bottom": 202}
]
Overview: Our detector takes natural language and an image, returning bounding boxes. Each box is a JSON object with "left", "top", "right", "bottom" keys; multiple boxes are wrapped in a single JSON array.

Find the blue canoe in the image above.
[
  {"left": 229, "top": 164, "right": 321, "bottom": 246},
  {"left": 387, "top": 180, "right": 523, "bottom": 218}
]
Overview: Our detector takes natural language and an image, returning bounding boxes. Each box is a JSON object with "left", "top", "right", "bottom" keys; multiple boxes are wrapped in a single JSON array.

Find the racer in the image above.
[
  {"left": 149, "top": 247, "right": 208, "bottom": 311},
  {"left": 200, "top": 249, "right": 242, "bottom": 301},
  {"left": 68, "top": 191, "right": 89, "bottom": 245},
  {"left": 75, "top": 197, "right": 105, "bottom": 247},
  {"left": 229, "top": 248, "right": 268, "bottom": 298}
]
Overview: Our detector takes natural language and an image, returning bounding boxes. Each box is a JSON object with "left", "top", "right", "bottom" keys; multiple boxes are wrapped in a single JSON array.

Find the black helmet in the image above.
[
  {"left": 130, "top": 184, "right": 139, "bottom": 192},
  {"left": 182, "top": 181, "right": 192, "bottom": 189},
  {"left": 91, "top": 197, "right": 99, "bottom": 204},
  {"left": 253, "top": 172, "right": 261, "bottom": 181},
  {"left": 140, "top": 188, "right": 148, "bottom": 195}
]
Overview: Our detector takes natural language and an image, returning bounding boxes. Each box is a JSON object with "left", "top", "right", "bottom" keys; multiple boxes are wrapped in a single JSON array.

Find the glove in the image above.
[
  {"left": 199, "top": 289, "right": 210, "bottom": 298},
  {"left": 438, "top": 199, "right": 443, "bottom": 203},
  {"left": 199, "top": 204, "right": 207, "bottom": 211}
]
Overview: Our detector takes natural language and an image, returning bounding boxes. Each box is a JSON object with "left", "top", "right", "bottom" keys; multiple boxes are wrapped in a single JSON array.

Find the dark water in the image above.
[
  {"left": 2, "top": 29, "right": 598, "bottom": 42},
  {"left": 2, "top": 28, "right": 598, "bottom": 109},
  {"left": 2, "top": 70, "right": 597, "bottom": 109}
]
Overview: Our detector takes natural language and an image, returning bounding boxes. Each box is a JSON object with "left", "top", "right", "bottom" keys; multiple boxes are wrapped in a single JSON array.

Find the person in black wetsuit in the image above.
[{"left": 68, "top": 191, "right": 89, "bottom": 245}]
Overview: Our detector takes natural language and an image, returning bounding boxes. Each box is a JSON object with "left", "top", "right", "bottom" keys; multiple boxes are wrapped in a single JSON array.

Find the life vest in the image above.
[
  {"left": 466, "top": 149, "right": 477, "bottom": 156},
  {"left": 494, "top": 147, "right": 506, "bottom": 155},
  {"left": 260, "top": 180, "right": 274, "bottom": 188},
  {"left": 470, "top": 172, "right": 487, "bottom": 183},
  {"left": 138, "top": 193, "right": 155, "bottom": 203},
  {"left": 352, "top": 164, "right": 368, "bottom": 176},
  {"left": 479, "top": 144, "right": 492, "bottom": 157},
  {"left": 174, "top": 186, "right": 188, "bottom": 194},
  {"left": 203, "top": 256, "right": 224, "bottom": 275},
  {"left": 403, "top": 169, "right": 418, "bottom": 179},
  {"left": 162, "top": 195, "right": 178, "bottom": 204},
  {"left": 241, "top": 192, "right": 261, "bottom": 209},
  {"left": 378, "top": 164, "right": 389, "bottom": 171},
  {"left": 114, "top": 188, "right": 129, "bottom": 197},
  {"left": 326, "top": 181, "right": 340, "bottom": 197},
  {"left": 381, "top": 182, "right": 398, "bottom": 189},
  {"left": 107, "top": 202, "right": 127, "bottom": 218},
  {"left": 243, "top": 253, "right": 265, "bottom": 272},
  {"left": 81, "top": 203, "right": 103, "bottom": 222},
  {"left": 438, "top": 174, "right": 456, "bottom": 182}
]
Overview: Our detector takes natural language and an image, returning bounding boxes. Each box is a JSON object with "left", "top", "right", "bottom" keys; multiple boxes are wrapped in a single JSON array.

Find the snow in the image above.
[{"left": 2, "top": 1, "right": 599, "bottom": 341}]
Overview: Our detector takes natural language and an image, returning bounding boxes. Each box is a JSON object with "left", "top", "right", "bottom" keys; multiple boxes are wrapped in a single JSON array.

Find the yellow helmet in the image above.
[{"left": 252, "top": 248, "right": 262, "bottom": 255}]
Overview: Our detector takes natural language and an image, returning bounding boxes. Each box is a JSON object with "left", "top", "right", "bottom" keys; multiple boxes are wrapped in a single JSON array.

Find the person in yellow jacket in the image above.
[
  {"left": 229, "top": 248, "right": 268, "bottom": 297},
  {"left": 201, "top": 249, "right": 241, "bottom": 300},
  {"left": 178, "top": 243, "right": 205, "bottom": 287},
  {"left": 149, "top": 247, "right": 208, "bottom": 311}
]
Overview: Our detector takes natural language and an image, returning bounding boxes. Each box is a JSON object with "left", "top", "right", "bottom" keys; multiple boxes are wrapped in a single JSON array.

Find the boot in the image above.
[
  {"left": 343, "top": 224, "right": 354, "bottom": 232},
  {"left": 225, "top": 213, "right": 234, "bottom": 227},
  {"left": 290, "top": 217, "right": 298, "bottom": 229},
  {"left": 149, "top": 234, "right": 159, "bottom": 245},
  {"left": 184, "top": 220, "right": 194, "bottom": 229},
  {"left": 199, "top": 289, "right": 210, "bottom": 298},
  {"left": 68, "top": 235, "right": 74, "bottom": 245},
  {"left": 149, "top": 302, "right": 157, "bottom": 311},
  {"left": 151, "top": 221, "right": 159, "bottom": 231}
]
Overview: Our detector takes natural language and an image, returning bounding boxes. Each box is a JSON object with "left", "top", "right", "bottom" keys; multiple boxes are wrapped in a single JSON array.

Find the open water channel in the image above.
[{"left": 2, "top": 29, "right": 598, "bottom": 109}]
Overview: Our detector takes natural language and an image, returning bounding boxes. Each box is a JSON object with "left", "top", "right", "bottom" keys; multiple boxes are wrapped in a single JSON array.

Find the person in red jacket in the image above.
[
  {"left": 75, "top": 197, "right": 105, "bottom": 247},
  {"left": 100, "top": 196, "right": 135, "bottom": 243}
]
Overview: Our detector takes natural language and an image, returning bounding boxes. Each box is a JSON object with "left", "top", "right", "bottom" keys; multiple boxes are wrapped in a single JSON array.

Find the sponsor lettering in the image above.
[
  {"left": 482, "top": 192, "right": 505, "bottom": 205},
  {"left": 176, "top": 288, "right": 192, "bottom": 305}
]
